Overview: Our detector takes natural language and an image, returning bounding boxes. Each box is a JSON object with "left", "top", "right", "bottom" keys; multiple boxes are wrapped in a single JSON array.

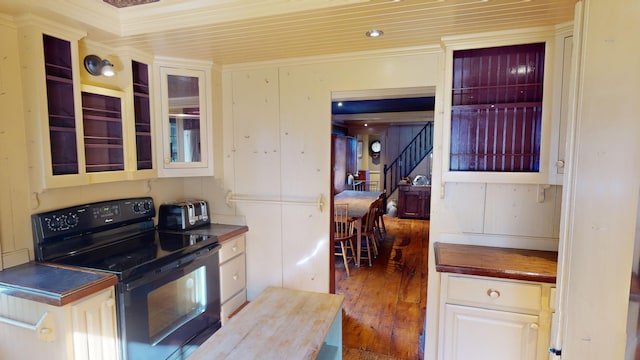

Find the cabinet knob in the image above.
[
  {"left": 233, "top": 273, "right": 239, "bottom": 281},
  {"left": 530, "top": 323, "right": 539, "bottom": 330},
  {"left": 486, "top": 289, "right": 501, "bottom": 298},
  {"left": 555, "top": 160, "right": 565, "bottom": 168},
  {"left": 232, "top": 246, "right": 238, "bottom": 252}
]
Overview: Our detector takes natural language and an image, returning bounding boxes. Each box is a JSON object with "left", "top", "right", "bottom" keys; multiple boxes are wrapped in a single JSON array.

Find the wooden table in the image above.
[
  {"left": 334, "top": 190, "right": 383, "bottom": 266},
  {"left": 188, "top": 287, "right": 344, "bottom": 360}
]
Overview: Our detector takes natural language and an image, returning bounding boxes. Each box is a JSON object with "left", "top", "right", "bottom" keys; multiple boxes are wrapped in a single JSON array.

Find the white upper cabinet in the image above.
[
  {"left": 440, "top": 26, "right": 572, "bottom": 185},
  {"left": 17, "top": 16, "right": 158, "bottom": 192},
  {"left": 154, "top": 57, "right": 214, "bottom": 177},
  {"left": 17, "top": 18, "right": 87, "bottom": 192}
]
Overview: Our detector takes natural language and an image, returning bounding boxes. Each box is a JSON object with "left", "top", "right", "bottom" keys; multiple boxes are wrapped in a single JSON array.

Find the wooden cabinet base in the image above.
[{"left": 397, "top": 184, "right": 431, "bottom": 219}]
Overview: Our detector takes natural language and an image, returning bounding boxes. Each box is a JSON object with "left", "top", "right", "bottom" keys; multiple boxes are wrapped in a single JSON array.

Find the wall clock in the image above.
[
  {"left": 370, "top": 140, "right": 381, "bottom": 159},
  {"left": 370, "top": 140, "right": 381, "bottom": 153}
]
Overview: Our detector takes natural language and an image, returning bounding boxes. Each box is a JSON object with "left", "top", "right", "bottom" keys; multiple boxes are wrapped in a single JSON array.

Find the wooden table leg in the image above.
[{"left": 355, "top": 218, "right": 362, "bottom": 267}]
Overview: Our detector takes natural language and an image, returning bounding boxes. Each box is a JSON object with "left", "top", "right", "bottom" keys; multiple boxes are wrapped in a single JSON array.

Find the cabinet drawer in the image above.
[
  {"left": 220, "top": 254, "right": 246, "bottom": 303},
  {"left": 219, "top": 235, "right": 246, "bottom": 264},
  {"left": 446, "top": 275, "right": 541, "bottom": 314},
  {"left": 221, "top": 289, "right": 247, "bottom": 325}
]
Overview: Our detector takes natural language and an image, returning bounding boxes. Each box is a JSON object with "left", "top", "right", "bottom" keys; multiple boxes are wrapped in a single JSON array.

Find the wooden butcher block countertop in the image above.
[
  {"left": 434, "top": 242, "right": 558, "bottom": 283},
  {"left": 189, "top": 287, "right": 344, "bottom": 360}
]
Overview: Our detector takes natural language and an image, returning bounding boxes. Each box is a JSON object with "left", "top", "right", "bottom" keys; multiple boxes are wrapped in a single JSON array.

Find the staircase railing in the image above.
[{"left": 383, "top": 122, "right": 434, "bottom": 198}]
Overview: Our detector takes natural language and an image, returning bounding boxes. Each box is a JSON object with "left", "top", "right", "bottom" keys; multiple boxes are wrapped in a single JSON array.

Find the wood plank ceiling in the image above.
[{"left": 1, "top": 0, "right": 576, "bottom": 65}]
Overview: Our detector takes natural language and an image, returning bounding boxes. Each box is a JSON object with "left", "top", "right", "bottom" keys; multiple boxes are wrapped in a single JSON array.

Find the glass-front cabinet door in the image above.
[{"left": 155, "top": 59, "right": 214, "bottom": 177}]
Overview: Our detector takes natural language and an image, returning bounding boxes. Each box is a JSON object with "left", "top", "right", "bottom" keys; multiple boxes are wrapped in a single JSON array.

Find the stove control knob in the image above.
[
  {"left": 66, "top": 214, "right": 78, "bottom": 227},
  {"left": 48, "top": 217, "right": 61, "bottom": 230},
  {"left": 143, "top": 201, "right": 151, "bottom": 211},
  {"left": 133, "top": 203, "right": 141, "bottom": 212}
]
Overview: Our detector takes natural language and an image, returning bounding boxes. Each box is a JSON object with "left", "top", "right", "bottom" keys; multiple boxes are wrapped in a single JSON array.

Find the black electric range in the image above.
[{"left": 31, "top": 197, "right": 222, "bottom": 360}]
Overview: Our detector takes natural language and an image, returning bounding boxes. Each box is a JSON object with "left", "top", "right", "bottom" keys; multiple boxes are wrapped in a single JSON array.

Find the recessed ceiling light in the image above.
[{"left": 366, "top": 29, "right": 384, "bottom": 38}]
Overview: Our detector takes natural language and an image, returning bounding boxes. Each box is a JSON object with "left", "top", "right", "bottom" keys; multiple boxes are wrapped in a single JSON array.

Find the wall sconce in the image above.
[{"left": 84, "top": 55, "right": 115, "bottom": 77}]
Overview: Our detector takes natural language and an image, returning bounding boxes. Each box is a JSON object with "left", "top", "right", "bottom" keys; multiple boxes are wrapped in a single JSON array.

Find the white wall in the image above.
[
  {"left": 558, "top": 0, "right": 640, "bottom": 358},
  {"left": 221, "top": 44, "right": 564, "bottom": 311},
  {"left": 222, "top": 52, "right": 442, "bottom": 298},
  {"left": 0, "top": 17, "right": 30, "bottom": 268}
]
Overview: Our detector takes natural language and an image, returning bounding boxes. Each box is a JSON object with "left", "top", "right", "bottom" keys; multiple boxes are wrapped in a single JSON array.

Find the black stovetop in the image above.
[
  {"left": 52, "top": 229, "right": 218, "bottom": 281},
  {"left": 31, "top": 197, "right": 219, "bottom": 282}
]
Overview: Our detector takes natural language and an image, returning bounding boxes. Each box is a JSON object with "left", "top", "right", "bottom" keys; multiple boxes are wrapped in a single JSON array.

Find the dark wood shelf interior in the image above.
[
  {"left": 81, "top": 91, "right": 124, "bottom": 172},
  {"left": 450, "top": 42, "right": 545, "bottom": 172},
  {"left": 132, "top": 60, "right": 153, "bottom": 170},
  {"left": 43, "top": 34, "right": 78, "bottom": 176}
]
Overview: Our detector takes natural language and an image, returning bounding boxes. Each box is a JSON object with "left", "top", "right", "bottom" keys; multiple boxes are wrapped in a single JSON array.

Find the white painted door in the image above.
[{"left": 443, "top": 304, "right": 539, "bottom": 360}]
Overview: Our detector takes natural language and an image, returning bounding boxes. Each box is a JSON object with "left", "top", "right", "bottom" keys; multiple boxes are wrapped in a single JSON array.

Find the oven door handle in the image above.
[{"left": 124, "top": 244, "right": 219, "bottom": 292}]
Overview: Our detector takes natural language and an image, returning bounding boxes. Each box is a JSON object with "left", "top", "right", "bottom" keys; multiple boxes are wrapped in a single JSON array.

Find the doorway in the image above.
[
  {"left": 329, "top": 87, "right": 435, "bottom": 358},
  {"left": 330, "top": 86, "right": 436, "bottom": 213}
]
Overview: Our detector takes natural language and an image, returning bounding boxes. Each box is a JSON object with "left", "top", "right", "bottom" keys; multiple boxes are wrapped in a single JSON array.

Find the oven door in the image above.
[{"left": 118, "top": 244, "right": 221, "bottom": 360}]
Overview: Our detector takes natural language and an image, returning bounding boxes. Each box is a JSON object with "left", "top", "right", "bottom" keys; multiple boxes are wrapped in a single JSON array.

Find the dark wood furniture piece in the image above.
[
  {"left": 397, "top": 184, "right": 431, "bottom": 219},
  {"left": 357, "top": 169, "right": 370, "bottom": 183},
  {"left": 332, "top": 134, "right": 357, "bottom": 194}
]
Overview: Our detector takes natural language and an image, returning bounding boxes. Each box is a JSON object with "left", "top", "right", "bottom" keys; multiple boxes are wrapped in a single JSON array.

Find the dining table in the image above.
[{"left": 334, "top": 190, "right": 384, "bottom": 267}]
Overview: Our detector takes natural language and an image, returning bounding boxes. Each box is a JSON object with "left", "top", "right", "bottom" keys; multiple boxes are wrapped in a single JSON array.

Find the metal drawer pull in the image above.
[
  {"left": 486, "top": 289, "right": 501, "bottom": 298},
  {"left": 0, "top": 311, "right": 49, "bottom": 331}
]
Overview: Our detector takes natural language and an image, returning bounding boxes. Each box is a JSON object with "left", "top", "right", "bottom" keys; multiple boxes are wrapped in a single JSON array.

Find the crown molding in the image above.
[
  {"left": 440, "top": 25, "right": 558, "bottom": 50},
  {"left": 14, "top": 13, "right": 87, "bottom": 40}
]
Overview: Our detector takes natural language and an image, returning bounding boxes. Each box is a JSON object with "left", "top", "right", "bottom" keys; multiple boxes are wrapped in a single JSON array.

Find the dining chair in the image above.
[
  {"left": 353, "top": 180, "right": 365, "bottom": 191},
  {"left": 365, "top": 181, "right": 379, "bottom": 192},
  {"left": 374, "top": 192, "right": 386, "bottom": 237},
  {"left": 353, "top": 180, "right": 379, "bottom": 192},
  {"left": 334, "top": 203, "right": 356, "bottom": 276},
  {"left": 359, "top": 200, "right": 379, "bottom": 266}
]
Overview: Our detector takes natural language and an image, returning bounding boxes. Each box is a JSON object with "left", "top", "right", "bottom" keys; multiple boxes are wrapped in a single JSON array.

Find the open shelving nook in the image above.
[{"left": 43, "top": 33, "right": 79, "bottom": 176}]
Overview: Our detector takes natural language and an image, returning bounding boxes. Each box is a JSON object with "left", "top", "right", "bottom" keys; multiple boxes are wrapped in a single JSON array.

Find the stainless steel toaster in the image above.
[{"left": 157, "top": 199, "right": 209, "bottom": 230}]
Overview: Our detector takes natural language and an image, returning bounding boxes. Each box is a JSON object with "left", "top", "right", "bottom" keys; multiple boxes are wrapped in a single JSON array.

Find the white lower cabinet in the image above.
[
  {"left": 70, "top": 288, "right": 119, "bottom": 360},
  {"left": 444, "top": 304, "right": 539, "bottom": 360},
  {"left": 439, "top": 274, "right": 553, "bottom": 360},
  {"left": 0, "top": 287, "right": 117, "bottom": 360},
  {"left": 219, "top": 234, "right": 247, "bottom": 325}
]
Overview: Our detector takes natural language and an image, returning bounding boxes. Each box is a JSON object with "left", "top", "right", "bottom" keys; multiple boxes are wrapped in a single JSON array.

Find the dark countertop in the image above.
[
  {"left": 160, "top": 223, "right": 248, "bottom": 243},
  {"left": 434, "top": 242, "right": 558, "bottom": 283},
  {"left": 0, "top": 223, "right": 248, "bottom": 306},
  {"left": 0, "top": 262, "right": 118, "bottom": 306}
]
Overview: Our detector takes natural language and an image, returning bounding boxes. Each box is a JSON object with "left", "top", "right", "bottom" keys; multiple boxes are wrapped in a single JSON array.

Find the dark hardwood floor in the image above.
[{"left": 336, "top": 216, "right": 429, "bottom": 360}]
